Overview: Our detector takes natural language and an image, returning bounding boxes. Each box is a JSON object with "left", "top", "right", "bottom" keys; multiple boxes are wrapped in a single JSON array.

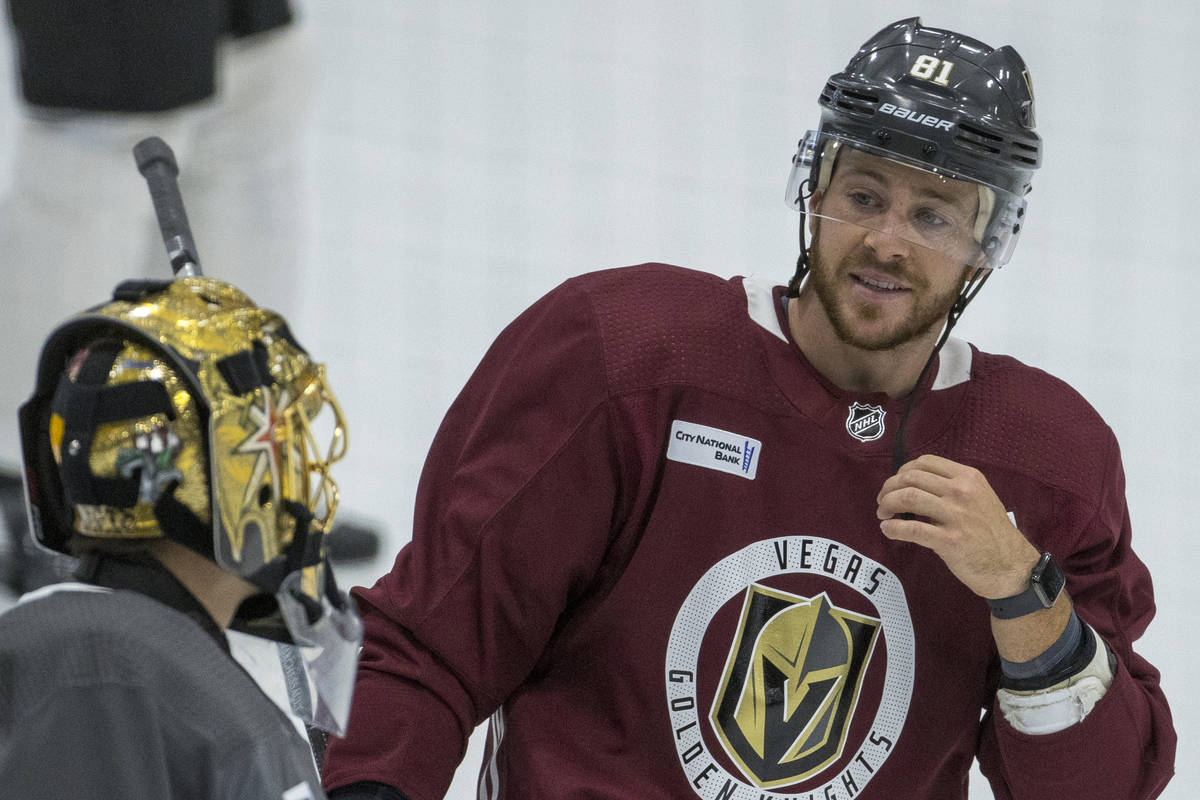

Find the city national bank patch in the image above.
[{"left": 667, "top": 420, "right": 761, "bottom": 480}]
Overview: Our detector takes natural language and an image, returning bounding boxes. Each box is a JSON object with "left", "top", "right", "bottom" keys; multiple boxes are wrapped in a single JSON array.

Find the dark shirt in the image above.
[
  {"left": 0, "top": 555, "right": 325, "bottom": 798},
  {"left": 6, "top": 0, "right": 293, "bottom": 111}
]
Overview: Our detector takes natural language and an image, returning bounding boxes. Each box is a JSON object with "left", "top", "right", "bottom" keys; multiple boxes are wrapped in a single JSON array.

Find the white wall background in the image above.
[{"left": 0, "top": 2, "right": 1194, "bottom": 798}]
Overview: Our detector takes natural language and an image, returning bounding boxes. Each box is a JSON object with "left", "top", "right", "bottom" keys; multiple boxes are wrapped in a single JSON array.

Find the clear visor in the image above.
[
  {"left": 786, "top": 130, "right": 1027, "bottom": 267},
  {"left": 275, "top": 570, "right": 363, "bottom": 735},
  {"left": 278, "top": 365, "right": 347, "bottom": 535}
]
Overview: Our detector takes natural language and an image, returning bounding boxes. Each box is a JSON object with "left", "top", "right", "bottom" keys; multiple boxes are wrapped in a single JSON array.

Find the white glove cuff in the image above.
[{"left": 996, "top": 623, "right": 1114, "bottom": 735}]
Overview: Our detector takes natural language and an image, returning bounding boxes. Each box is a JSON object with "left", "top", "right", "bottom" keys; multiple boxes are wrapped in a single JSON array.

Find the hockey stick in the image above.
[
  {"left": 132, "top": 136, "right": 203, "bottom": 277},
  {"left": 129, "top": 137, "right": 387, "bottom": 570}
]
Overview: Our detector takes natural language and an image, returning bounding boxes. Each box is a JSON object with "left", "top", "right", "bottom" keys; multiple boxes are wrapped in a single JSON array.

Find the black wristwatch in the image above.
[{"left": 986, "top": 552, "right": 1065, "bottom": 619}]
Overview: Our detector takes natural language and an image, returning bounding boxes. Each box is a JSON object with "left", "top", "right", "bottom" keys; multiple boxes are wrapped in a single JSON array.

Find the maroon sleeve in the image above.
[
  {"left": 322, "top": 279, "right": 622, "bottom": 799},
  {"left": 977, "top": 434, "right": 1176, "bottom": 799}
]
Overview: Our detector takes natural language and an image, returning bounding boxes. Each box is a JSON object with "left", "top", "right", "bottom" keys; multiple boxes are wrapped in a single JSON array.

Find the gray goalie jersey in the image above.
[{"left": 0, "top": 583, "right": 324, "bottom": 799}]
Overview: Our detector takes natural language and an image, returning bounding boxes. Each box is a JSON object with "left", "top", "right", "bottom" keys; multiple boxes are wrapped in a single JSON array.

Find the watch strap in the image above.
[
  {"left": 987, "top": 552, "right": 1062, "bottom": 619},
  {"left": 987, "top": 585, "right": 1047, "bottom": 619}
]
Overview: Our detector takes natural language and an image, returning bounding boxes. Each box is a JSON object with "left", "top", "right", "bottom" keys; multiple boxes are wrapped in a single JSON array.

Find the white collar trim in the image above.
[
  {"left": 740, "top": 277, "right": 972, "bottom": 390},
  {"left": 742, "top": 276, "right": 788, "bottom": 342}
]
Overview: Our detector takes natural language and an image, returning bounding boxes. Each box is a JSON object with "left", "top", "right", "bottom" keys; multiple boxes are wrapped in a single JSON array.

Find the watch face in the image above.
[{"left": 1032, "top": 554, "right": 1066, "bottom": 607}]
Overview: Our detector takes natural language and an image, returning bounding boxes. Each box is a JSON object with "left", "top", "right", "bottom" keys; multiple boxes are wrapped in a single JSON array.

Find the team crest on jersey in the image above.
[
  {"left": 665, "top": 537, "right": 914, "bottom": 799},
  {"left": 845, "top": 403, "right": 885, "bottom": 442},
  {"left": 711, "top": 586, "right": 881, "bottom": 787}
]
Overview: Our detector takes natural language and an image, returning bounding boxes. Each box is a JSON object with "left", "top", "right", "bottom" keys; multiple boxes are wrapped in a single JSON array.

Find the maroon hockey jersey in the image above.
[{"left": 323, "top": 264, "right": 1174, "bottom": 800}]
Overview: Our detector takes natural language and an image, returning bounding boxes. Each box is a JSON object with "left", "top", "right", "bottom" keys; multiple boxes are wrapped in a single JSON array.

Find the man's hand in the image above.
[{"left": 876, "top": 454, "right": 1040, "bottom": 599}]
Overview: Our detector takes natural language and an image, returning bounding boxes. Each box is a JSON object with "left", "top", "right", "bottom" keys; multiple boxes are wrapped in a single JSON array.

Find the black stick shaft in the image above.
[{"left": 132, "top": 136, "right": 203, "bottom": 276}]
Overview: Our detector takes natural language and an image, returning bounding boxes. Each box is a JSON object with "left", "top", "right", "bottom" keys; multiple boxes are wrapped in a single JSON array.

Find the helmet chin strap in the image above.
[
  {"left": 786, "top": 179, "right": 816, "bottom": 298},
  {"left": 890, "top": 266, "right": 991, "bottom": 474}
]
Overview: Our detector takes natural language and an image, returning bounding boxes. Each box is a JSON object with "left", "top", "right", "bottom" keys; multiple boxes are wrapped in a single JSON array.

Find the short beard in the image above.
[{"left": 807, "top": 232, "right": 966, "bottom": 352}]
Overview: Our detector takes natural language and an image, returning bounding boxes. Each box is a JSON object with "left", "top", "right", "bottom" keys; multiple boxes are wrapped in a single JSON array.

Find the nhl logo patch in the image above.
[{"left": 845, "top": 402, "right": 885, "bottom": 442}]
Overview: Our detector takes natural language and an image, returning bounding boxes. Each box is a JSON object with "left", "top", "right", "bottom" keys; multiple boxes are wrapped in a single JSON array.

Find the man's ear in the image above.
[
  {"left": 967, "top": 244, "right": 994, "bottom": 271},
  {"left": 808, "top": 189, "right": 824, "bottom": 237},
  {"left": 960, "top": 264, "right": 992, "bottom": 289}
]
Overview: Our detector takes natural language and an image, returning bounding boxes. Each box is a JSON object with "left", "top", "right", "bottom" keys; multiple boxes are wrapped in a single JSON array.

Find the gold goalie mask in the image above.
[{"left": 18, "top": 277, "right": 361, "bottom": 734}]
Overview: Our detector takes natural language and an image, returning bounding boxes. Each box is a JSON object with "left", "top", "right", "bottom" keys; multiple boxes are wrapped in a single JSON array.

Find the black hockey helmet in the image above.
[{"left": 786, "top": 17, "right": 1042, "bottom": 270}]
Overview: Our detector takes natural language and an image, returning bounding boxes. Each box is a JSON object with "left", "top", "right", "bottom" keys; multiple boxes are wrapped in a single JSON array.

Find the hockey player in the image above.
[
  {"left": 0, "top": 276, "right": 361, "bottom": 799},
  {"left": 322, "top": 18, "right": 1175, "bottom": 800}
]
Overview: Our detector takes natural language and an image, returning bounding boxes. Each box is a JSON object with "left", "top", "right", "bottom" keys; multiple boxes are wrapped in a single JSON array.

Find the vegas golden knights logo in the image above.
[{"left": 711, "top": 585, "right": 881, "bottom": 788}]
